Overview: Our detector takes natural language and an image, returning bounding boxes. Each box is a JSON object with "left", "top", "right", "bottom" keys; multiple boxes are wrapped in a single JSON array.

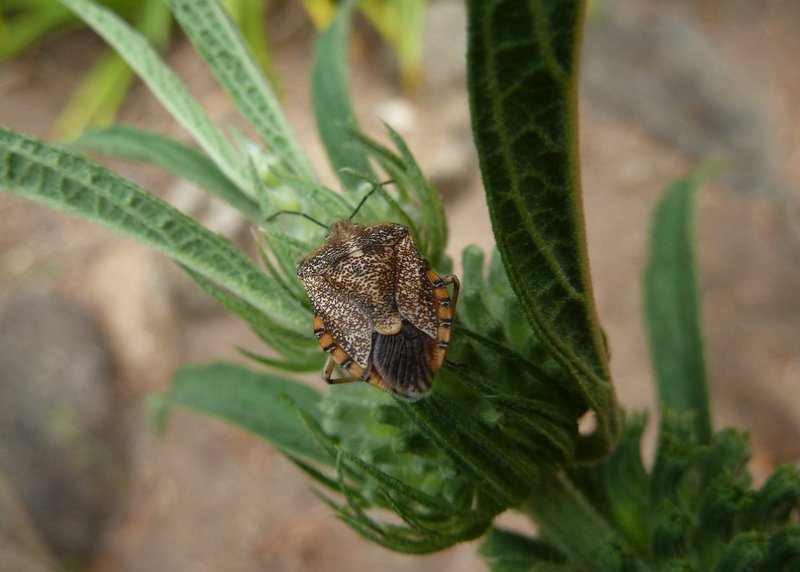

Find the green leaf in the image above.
[
  {"left": 761, "top": 526, "right": 800, "bottom": 571},
  {"left": 567, "top": 414, "right": 651, "bottom": 557},
  {"left": 384, "top": 124, "right": 448, "bottom": 262},
  {"left": 179, "top": 265, "right": 316, "bottom": 361},
  {"left": 55, "top": 0, "right": 172, "bottom": 139},
  {"left": 644, "top": 166, "right": 717, "bottom": 443},
  {"left": 0, "top": 127, "right": 307, "bottom": 333},
  {"left": 744, "top": 465, "right": 800, "bottom": 531},
  {"left": 346, "top": 129, "right": 449, "bottom": 263},
  {"left": 479, "top": 527, "right": 571, "bottom": 572},
  {"left": 55, "top": 50, "right": 135, "bottom": 139},
  {"left": 56, "top": 0, "right": 248, "bottom": 191},
  {"left": 157, "top": 362, "right": 327, "bottom": 462},
  {"left": 712, "top": 532, "right": 767, "bottom": 572},
  {"left": 165, "top": 0, "right": 314, "bottom": 180},
  {"left": 466, "top": 0, "right": 618, "bottom": 459},
  {"left": 237, "top": 347, "right": 324, "bottom": 373},
  {"left": 0, "top": 3, "right": 74, "bottom": 60},
  {"left": 220, "top": 0, "right": 281, "bottom": 91},
  {"left": 70, "top": 125, "right": 261, "bottom": 221},
  {"left": 524, "top": 473, "right": 642, "bottom": 571},
  {"left": 312, "top": 0, "right": 375, "bottom": 190}
]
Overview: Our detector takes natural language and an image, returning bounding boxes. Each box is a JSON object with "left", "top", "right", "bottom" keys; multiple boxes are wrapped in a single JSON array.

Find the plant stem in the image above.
[{"left": 525, "top": 472, "right": 642, "bottom": 571}]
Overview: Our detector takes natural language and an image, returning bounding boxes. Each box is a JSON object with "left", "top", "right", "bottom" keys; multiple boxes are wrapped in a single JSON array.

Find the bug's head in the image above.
[{"left": 328, "top": 218, "right": 361, "bottom": 240}]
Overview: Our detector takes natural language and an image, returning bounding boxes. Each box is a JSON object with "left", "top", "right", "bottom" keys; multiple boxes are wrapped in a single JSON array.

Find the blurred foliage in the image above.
[
  {"left": 0, "top": 0, "right": 278, "bottom": 138},
  {"left": 304, "top": 0, "right": 426, "bottom": 91},
  {"left": 0, "top": 0, "right": 426, "bottom": 139}
]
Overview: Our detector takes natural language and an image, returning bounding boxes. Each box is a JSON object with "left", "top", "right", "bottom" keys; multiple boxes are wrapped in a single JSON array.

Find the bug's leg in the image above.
[
  {"left": 321, "top": 355, "right": 361, "bottom": 385},
  {"left": 322, "top": 354, "right": 336, "bottom": 380},
  {"left": 438, "top": 274, "right": 460, "bottom": 310},
  {"left": 429, "top": 271, "right": 461, "bottom": 311}
]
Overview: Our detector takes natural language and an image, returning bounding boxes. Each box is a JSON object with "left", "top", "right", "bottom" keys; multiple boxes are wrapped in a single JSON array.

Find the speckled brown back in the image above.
[{"left": 297, "top": 221, "right": 443, "bottom": 397}]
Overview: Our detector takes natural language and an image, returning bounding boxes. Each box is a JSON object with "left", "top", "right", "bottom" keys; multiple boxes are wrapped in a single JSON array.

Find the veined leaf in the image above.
[
  {"left": 312, "top": 0, "right": 375, "bottom": 190},
  {"left": 153, "top": 362, "right": 327, "bottom": 463},
  {"left": 644, "top": 166, "right": 716, "bottom": 444},
  {"left": 180, "top": 265, "right": 316, "bottom": 361},
  {"left": 220, "top": 0, "right": 281, "bottom": 91},
  {"left": 166, "top": 0, "right": 315, "bottom": 181},
  {"left": 466, "top": 0, "right": 618, "bottom": 458},
  {"left": 70, "top": 125, "right": 261, "bottom": 221},
  {"left": 0, "top": 128, "right": 307, "bottom": 333},
  {"left": 56, "top": 0, "right": 249, "bottom": 191}
]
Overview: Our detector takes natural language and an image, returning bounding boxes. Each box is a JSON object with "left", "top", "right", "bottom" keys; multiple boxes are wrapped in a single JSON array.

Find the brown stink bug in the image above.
[{"left": 268, "top": 187, "right": 459, "bottom": 401}]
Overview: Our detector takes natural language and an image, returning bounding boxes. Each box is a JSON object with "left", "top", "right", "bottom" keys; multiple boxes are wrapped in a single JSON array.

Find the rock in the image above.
[
  {"left": 0, "top": 288, "right": 125, "bottom": 563},
  {"left": 422, "top": 0, "right": 467, "bottom": 92},
  {"left": 582, "top": 5, "right": 777, "bottom": 196},
  {"left": 0, "top": 471, "right": 57, "bottom": 572},
  {"left": 79, "top": 244, "right": 179, "bottom": 388}
]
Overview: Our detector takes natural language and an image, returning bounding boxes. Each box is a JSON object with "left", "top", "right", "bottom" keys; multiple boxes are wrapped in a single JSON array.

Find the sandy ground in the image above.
[{"left": 1, "top": 0, "right": 799, "bottom": 570}]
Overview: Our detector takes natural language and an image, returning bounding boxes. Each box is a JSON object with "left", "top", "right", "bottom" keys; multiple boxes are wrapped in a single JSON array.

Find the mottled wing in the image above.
[
  {"left": 393, "top": 233, "right": 437, "bottom": 338},
  {"left": 369, "top": 231, "right": 442, "bottom": 400},
  {"left": 300, "top": 274, "right": 372, "bottom": 368}
]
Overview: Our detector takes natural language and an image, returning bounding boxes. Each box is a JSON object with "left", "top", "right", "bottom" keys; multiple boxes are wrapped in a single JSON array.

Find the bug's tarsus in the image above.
[
  {"left": 322, "top": 355, "right": 360, "bottom": 385},
  {"left": 264, "top": 210, "right": 330, "bottom": 230},
  {"left": 439, "top": 273, "right": 461, "bottom": 311},
  {"left": 348, "top": 179, "right": 395, "bottom": 221}
]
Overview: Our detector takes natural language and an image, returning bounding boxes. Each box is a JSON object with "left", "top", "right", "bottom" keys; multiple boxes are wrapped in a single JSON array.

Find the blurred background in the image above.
[{"left": 1, "top": 0, "right": 799, "bottom": 570}]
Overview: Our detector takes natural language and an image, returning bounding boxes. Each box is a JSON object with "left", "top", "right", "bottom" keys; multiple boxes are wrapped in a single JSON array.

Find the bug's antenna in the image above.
[
  {"left": 349, "top": 179, "right": 394, "bottom": 221},
  {"left": 265, "top": 210, "right": 329, "bottom": 230}
]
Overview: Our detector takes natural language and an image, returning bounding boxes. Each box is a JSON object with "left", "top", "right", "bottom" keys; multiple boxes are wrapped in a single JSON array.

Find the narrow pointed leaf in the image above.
[
  {"left": 237, "top": 347, "right": 324, "bottom": 373},
  {"left": 165, "top": 0, "right": 315, "bottom": 180},
  {"left": 55, "top": 0, "right": 172, "bottom": 139},
  {"left": 0, "top": 128, "right": 307, "bottom": 332},
  {"left": 54, "top": 50, "right": 134, "bottom": 139},
  {"left": 312, "top": 0, "right": 375, "bottom": 190},
  {"left": 70, "top": 125, "right": 261, "bottom": 221},
  {"left": 644, "top": 166, "right": 716, "bottom": 443},
  {"left": 159, "top": 362, "right": 326, "bottom": 462},
  {"left": 384, "top": 124, "right": 447, "bottom": 260},
  {"left": 180, "top": 265, "right": 315, "bottom": 360},
  {"left": 466, "top": 0, "right": 618, "bottom": 458},
  {"left": 56, "top": 0, "right": 248, "bottom": 191}
]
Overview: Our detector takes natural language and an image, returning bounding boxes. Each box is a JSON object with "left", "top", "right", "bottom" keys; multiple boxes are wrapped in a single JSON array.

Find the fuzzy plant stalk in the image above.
[{"left": 0, "top": 0, "right": 798, "bottom": 569}]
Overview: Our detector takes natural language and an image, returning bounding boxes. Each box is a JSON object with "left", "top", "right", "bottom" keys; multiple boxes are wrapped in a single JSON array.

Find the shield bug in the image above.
[{"left": 268, "top": 186, "right": 459, "bottom": 401}]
